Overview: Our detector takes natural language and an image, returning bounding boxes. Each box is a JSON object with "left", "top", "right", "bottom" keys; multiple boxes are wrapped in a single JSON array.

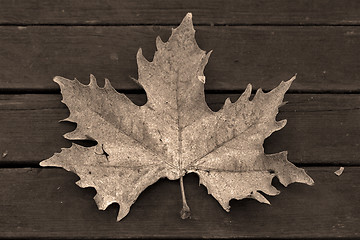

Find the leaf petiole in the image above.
[{"left": 179, "top": 176, "right": 191, "bottom": 219}]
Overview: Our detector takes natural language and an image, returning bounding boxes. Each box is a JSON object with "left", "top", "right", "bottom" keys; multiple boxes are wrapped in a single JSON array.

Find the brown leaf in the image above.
[
  {"left": 334, "top": 167, "right": 344, "bottom": 176},
  {"left": 41, "top": 13, "right": 314, "bottom": 221},
  {"left": 2, "top": 150, "right": 8, "bottom": 158}
]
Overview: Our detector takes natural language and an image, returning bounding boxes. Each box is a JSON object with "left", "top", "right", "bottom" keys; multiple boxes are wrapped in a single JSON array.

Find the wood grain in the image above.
[
  {"left": 1, "top": 0, "right": 360, "bottom": 25},
  {"left": 0, "top": 167, "right": 358, "bottom": 238},
  {"left": 0, "top": 94, "right": 359, "bottom": 165},
  {"left": 0, "top": 1, "right": 359, "bottom": 239},
  {"left": 1, "top": 26, "right": 360, "bottom": 92}
]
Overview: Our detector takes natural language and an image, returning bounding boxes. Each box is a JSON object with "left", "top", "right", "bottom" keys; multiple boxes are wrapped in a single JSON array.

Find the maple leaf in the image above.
[{"left": 40, "top": 13, "right": 314, "bottom": 221}]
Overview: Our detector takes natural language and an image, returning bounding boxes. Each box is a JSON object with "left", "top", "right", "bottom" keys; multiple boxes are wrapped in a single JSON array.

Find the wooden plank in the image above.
[
  {"left": 0, "top": 26, "right": 360, "bottom": 92},
  {"left": 0, "top": 94, "right": 359, "bottom": 165},
  {"left": 0, "top": 167, "right": 358, "bottom": 238},
  {"left": 1, "top": 0, "right": 360, "bottom": 25}
]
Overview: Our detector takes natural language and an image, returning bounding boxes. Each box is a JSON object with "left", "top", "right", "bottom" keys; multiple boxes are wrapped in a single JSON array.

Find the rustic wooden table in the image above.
[{"left": 0, "top": 1, "right": 359, "bottom": 239}]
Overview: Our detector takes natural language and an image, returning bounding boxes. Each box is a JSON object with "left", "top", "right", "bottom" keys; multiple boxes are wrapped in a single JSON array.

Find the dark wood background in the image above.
[{"left": 0, "top": 1, "right": 359, "bottom": 239}]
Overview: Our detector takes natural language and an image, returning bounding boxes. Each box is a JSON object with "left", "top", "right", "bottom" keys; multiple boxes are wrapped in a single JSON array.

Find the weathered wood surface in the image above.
[
  {"left": 0, "top": 94, "right": 359, "bottom": 165},
  {"left": 0, "top": 1, "right": 359, "bottom": 239},
  {"left": 1, "top": 26, "right": 360, "bottom": 92},
  {"left": 0, "top": 167, "right": 358, "bottom": 238},
  {"left": 1, "top": 0, "right": 360, "bottom": 25}
]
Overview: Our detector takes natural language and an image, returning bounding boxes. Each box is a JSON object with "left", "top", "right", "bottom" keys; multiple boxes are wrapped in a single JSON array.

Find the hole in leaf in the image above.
[
  {"left": 101, "top": 144, "right": 110, "bottom": 160},
  {"left": 72, "top": 140, "right": 98, "bottom": 147}
]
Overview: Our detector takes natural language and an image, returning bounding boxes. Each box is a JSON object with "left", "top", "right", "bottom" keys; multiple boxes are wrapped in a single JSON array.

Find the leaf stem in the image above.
[{"left": 179, "top": 176, "right": 191, "bottom": 219}]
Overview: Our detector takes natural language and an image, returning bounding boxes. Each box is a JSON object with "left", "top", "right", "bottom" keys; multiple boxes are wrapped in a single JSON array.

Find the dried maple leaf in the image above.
[{"left": 41, "top": 13, "right": 314, "bottom": 221}]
